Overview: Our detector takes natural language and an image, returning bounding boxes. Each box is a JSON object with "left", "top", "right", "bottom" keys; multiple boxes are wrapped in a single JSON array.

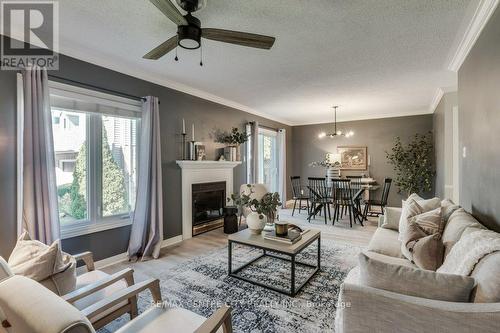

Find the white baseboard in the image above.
[{"left": 93, "top": 234, "right": 184, "bottom": 269}]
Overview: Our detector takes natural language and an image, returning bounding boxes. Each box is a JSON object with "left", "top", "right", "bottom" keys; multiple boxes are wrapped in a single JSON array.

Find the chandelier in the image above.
[{"left": 318, "top": 106, "right": 354, "bottom": 138}]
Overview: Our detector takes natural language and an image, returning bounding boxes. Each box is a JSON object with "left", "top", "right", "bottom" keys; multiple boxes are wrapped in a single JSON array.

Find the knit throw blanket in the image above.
[{"left": 438, "top": 229, "right": 500, "bottom": 275}]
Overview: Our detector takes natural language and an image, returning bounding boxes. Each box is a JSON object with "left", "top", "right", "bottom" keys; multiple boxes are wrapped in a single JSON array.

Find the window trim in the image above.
[{"left": 49, "top": 81, "right": 141, "bottom": 239}]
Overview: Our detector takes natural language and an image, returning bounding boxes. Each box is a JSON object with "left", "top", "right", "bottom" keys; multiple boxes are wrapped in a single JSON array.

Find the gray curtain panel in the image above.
[
  {"left": 246, "top": 121, "right": 259, "bottom": 184},
  {"left": 22, "top": 66, "right": 60, "bottom": 244},
  {"left": 277, "top": 129, "right": 287, "bottom": 204},
  {"left": 128, "top": 96, "right": 163, "bottom": 260}
]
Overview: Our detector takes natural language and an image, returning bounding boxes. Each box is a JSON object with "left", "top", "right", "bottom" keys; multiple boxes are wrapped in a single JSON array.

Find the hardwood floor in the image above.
[{"left": 102, "top": 208, "right": 378, "bottom": 281}]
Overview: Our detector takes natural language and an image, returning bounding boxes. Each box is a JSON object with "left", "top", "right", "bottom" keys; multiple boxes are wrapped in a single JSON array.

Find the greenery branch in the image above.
[{"left": 385, "top": 132, "right": 435, "bottom": 197}]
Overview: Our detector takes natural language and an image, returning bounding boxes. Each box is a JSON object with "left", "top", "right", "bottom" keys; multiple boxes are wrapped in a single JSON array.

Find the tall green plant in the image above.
[{"left": 385, "top": 132, "right": 435, "bottom": 197}]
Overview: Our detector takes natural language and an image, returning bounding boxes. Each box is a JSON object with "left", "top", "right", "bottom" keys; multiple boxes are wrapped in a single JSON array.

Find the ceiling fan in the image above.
[{"left": 144, "top": 0, "right": 276, "bottom": 63}]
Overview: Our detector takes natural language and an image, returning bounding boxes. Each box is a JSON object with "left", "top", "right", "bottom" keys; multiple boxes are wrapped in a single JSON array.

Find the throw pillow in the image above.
[
  {"left": 398, "top": 194, "right": 441, "bottom": 241},
  {"left": 8, "top": 231, "right": 68, "bottom": 282},
  {"left": 380, "top": 207, "right": 402, "bottom": 231},
  {"left": 358, "top": 252, "right": 475, "bottom": 302},
  {"left": 398, "top": 198, "right": 423, "bottom": 241},
  {"left": 441, "top": 199, "right": 460, "bottom": 224},
  {"left": 400, "top": 207, "right": 444, "bottom": 270}
]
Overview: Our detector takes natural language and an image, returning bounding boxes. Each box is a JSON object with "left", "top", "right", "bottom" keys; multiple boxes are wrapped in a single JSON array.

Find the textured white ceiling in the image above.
[{"left": 42, "top": 1, "right": 474, "bottom": 124}]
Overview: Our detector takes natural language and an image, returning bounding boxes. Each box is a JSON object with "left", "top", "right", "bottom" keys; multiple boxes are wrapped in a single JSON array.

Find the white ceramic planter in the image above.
[{"left": 246, "top": 212, "right": 266, "bottom": 234}]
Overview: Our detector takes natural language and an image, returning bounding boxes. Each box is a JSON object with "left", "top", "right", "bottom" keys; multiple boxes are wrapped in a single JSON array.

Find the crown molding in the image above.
[
  {"left": 429, "top": 86, "right": 458, "bottom": 113},
  {"left": 447, "top": 0, "right": 499, "bottom": 72},
  {"left": 290, "top": 108, "right": 433, "bottom": 127},
  {"left": 429, "top": 88, "right": 445, "bottom": 113}
]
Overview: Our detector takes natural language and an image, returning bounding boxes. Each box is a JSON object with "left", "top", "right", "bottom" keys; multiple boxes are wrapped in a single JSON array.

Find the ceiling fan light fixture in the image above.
[{"left": 177, "top": 16, "right": 201, "bottom": 49}]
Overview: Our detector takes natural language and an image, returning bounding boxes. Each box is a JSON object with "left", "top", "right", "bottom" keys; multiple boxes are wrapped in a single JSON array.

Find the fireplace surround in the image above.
[{"left": 176, "top": 160, "right": 241, "bottom": 239}]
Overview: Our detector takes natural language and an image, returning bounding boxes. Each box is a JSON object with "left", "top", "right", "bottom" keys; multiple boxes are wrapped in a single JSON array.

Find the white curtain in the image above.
[
  {"left": 21, "top": 66, "right": 60, "bottom": 244},
  {"left": 246, "top": 121, "right": 259, "bottom": 184},
  {"left": 277, "top": 129, "right": 287, "bottom": 206},
  {"left": 127, "top": 96, "right": 163, "bottom": 260}
]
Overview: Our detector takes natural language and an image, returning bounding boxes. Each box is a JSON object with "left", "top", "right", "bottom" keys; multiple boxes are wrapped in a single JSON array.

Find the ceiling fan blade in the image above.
[
  {"left": 149, "top": 0, "right": 187, "bottom": 26},
  {"left": 202, "top": 28, "right": 275, "bottom": 50},
  {"left": 143, "top": 36, "right": 178, "bottom": 60}
]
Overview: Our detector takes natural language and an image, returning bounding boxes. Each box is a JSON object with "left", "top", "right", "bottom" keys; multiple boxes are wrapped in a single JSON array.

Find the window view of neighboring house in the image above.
[{"left": 50, "top": 82, "right": 140, "bottom": 235}]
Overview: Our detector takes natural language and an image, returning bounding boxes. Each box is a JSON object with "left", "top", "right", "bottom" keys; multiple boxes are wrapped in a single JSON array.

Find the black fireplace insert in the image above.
[{"left": 192, "top": 181, "right": 226, "bottom": 235}]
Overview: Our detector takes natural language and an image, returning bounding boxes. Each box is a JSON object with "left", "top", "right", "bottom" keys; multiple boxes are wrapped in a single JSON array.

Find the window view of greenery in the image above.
[
  {"left": 258, "top": 132, "right": 279, "bottom": 193},
  {"left": 52, "top": 110, "right": 137, "bottom": 226},
  {"left": 53, "top": 110, "right": 88, "bottom": 224},
  {"left": 102, "top": 115, "right": 137, "bottom": 217}
]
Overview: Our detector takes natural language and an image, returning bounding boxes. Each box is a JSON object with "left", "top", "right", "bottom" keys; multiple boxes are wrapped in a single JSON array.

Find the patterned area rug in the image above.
[{"left": 101, "top": 239, "right": 361, "bottom": 333}]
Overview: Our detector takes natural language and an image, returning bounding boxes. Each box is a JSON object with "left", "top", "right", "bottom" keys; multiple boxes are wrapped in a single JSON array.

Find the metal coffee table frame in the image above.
[{"left": 228, "top": 233, "right": 321, "bottom": 297}]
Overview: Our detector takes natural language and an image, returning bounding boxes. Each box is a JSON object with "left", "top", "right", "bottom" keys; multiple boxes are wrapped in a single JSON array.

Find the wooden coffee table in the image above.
[{"left": 227, "top": 228, "right": 321, "bottom": 297}]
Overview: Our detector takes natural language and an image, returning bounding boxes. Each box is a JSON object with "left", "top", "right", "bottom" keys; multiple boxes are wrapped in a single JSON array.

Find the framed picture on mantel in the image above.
[{"left": 337, "top": 146, "right": 367, "bottom": 170}]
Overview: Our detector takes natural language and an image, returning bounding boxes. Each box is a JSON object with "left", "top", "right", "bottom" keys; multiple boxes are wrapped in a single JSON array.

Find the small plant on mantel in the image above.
[
  {"left": 216, "top": 127, "right": 249, "bottom": 145},
  {"left": 385, "top": 132, "right": 435, "bottom": 197}
]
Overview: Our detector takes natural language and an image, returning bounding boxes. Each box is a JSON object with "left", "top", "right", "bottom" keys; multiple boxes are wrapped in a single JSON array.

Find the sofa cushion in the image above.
[
  {"left": 115, "top": 306, "right": 223, "bottom": 333},
  {"left": 358, "top": 252, "right": 475, "bottom": 302},
  {"left": 470, "top": 251, "right": 500, "bottom": 303},
  {"left": 73, "top": 270, "right": 128, "bottom": 322},
  {"left": 367, "top": 228, "right": 404, "bottom": 258},
  {"left": 380, "top": 207, "right": 402, "bottom": 231},
  {"left": 442, "top": 208, "right": 486, "bottom": 257}
]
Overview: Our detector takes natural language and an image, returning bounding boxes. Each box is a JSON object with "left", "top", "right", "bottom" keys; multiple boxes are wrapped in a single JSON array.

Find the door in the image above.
[{"left": 258, "top": 127, "right": 279, "bottom": 192}]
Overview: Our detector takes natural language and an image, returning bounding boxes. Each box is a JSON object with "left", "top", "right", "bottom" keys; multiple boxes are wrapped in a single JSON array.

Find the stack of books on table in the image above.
[{"left": 263, "top": 229, "right": 310, "bottom": 244}]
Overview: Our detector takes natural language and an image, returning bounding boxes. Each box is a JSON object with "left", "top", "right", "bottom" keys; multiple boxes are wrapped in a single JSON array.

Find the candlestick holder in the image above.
[{"left": 181, "top": 133, "right": 187, "bottom": 160}]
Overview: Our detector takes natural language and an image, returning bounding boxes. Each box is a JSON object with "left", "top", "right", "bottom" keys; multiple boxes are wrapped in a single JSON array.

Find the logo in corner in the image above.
[{"left": 1, "top": 0, "right": 59, "bottom": 70}]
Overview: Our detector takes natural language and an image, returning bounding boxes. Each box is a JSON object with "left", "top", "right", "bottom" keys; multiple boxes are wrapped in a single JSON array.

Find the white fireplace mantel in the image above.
[
  {"left": 176, "top": 160, "right": 242, "bottom": 240},
  {"left": 176, "top": 160, "right": 242, "bottom": 169}
]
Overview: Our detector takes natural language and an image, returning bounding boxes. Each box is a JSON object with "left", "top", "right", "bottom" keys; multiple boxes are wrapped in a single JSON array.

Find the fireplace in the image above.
[{"left": 192, "top": 181, "right": 226, "bottom": 236}]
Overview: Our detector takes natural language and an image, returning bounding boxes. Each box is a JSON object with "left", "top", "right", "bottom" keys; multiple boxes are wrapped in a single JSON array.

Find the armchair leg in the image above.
[
  {"left": 124, "top": 269, "right": 138, "bottom": 319},
  {"left": 292, "top": 199, "right": 297, "bottom": 216}
]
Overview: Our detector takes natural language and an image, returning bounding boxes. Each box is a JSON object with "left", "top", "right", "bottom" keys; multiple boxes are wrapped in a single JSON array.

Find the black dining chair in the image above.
[
  {"left": 290, "top": 176, "right": 310, "bottom": 216},
  {"left": 331, "top": 178, "right": 359, "bottom": 228},
  {"left": 307, "top": 177, "right": 332, "bottom": 224},
  {"left": 363, "top": 178, "right": 392, "bottom": 218}
]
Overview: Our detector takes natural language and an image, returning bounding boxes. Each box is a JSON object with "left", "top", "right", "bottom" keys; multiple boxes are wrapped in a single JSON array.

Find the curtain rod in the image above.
[
  {"left": 47, "top": 74, "right": 147, "bottom": 102},
  {"left": 248, "top": 121, "right": 279, "bottom": 132}
]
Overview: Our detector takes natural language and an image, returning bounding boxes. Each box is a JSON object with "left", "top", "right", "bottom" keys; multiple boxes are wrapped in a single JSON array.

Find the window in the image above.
[
  {"left": 258, "top": 127, "right": 279, "bottom": 192},
  {"left": 50, "top": 81, "right": 141, "bottom": 238}
]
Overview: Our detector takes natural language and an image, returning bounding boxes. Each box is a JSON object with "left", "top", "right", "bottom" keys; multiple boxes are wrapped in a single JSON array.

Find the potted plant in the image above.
[
  {"left": 216, "top": 127, "right": 249, "bottom": 161},
  {"left": 310, "top": 152, "right": 342, "bottom": 184},
  {"left": 385, "top": 132, "right": 435, "bottom": 197},
  {"left": 229, "top": 186, "right": 282, "bottom": 234}
]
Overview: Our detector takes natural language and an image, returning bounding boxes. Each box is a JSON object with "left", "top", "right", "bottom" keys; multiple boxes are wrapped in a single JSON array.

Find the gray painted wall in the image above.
[
  {"left": 292, "top": 115, "right": 434, "bottom": 207},
  {"left": 0, "top": 43, "right": 292, "bottom": 259},
  {"left": 433, "top": 91, "right": 457, "bottom": 198},
  {"left": 457, "top": 5, "right": 500, "bottom": 232}
]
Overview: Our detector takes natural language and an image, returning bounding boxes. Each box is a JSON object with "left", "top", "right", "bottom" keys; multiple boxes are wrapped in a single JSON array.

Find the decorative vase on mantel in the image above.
[{"left": 223, "top": 145, "right": 241, "bottom": 162}]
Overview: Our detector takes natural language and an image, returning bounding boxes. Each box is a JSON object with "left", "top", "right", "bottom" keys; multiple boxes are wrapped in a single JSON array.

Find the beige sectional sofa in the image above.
[{"left": 335, "top": 205, "right": 500, "bottom": 333}]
